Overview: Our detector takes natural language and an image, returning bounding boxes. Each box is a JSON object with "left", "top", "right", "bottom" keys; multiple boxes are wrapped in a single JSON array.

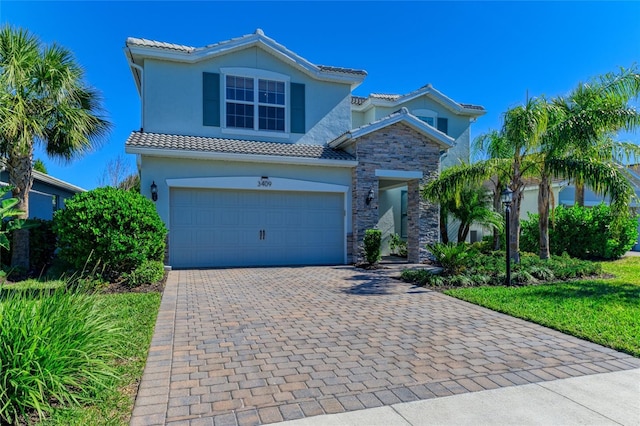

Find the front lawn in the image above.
[
  {"left": 0, "top": 283, "right": 161, "bottom": 425},
  {"left": 445, "top": 256, "right": 640, "bottom": 357}
]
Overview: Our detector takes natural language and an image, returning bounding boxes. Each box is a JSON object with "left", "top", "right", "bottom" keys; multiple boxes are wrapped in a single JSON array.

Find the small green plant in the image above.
[
  {"left": 427, "top": 242, "right": 476, "bottom": 275},
  {"left": 0, "top": 287, "right": 122, "bottom": 423},
  {"left": 389, "top": 233, "right": 408, "bottom": 257},
  {"left": 363, "top": 229, "right": 382, "bottom": 264},
  {"left": 53, "top": 187, "right": 167, "bottom": 281},
  {"left": 121, "top": 260, "right": 165, "bottom": 287}
]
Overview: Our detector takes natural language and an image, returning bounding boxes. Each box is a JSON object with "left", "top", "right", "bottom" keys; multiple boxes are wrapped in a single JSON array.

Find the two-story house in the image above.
[{"left": 124, "top": 29, "right": 485, "bottom": 268}]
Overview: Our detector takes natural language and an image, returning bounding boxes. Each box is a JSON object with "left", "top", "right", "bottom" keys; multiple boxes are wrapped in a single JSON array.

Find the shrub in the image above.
[
  {"left": 0, "top": 287, "right": 121, "bottom": 423},
  {"left": 389, "top": 233, "right": 408, "bottom": 257},
  {"left": 363, "top": 229, "right": 382, "bottom": 264},
  {"left": 401, "top": 246, "right": 601, "bottom": 288},
  {"left": 121, "top": 260, "right": 165, "bottom": 287},
  {"left": 520, "top": 204, "right": 638, "bottom": 260},
  {"left": 53, "top": 187, "right": 167, "bottom": 280},
  {"left": 427, "top": 242, "right": 477, "bottom": 275}
]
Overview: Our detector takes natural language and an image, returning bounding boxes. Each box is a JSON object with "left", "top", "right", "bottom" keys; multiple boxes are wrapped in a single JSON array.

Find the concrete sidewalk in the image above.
[{"left": 276, "top": 368, "right": 640, "bottom": 425}]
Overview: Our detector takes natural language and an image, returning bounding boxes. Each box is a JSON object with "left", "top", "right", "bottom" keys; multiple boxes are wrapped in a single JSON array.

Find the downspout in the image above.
[{"left": 125, "top": 49, "right": 144, "bottom": 131}]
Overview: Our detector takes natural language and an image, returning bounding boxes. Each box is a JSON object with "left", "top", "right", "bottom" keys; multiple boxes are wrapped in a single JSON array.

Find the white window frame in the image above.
[
  {"left": 413, "top": 109, "right": 437, "bottom": 127},
  {"left": 221, "top": 67, "right": 291, "bottom": 139}
]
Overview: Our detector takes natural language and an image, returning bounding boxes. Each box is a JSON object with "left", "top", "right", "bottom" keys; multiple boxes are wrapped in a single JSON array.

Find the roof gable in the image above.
[
  {"left": 352, "top": 84, "right": 485, "bottom": 117},
  {"left": 125, "top": 29, "right": 366, "bottom": 93},
  {"left": 330, "top": 108, "right": 454, "bottom": 149}
]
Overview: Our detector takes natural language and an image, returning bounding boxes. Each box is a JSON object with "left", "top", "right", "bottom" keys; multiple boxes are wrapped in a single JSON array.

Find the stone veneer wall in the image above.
[{"left": 351, "top": 122, "right": 440, "bottom": 263}]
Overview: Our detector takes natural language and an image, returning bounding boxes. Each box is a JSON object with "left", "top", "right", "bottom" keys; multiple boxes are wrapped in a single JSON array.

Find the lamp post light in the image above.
[{"left": 501, "top": 187, "right": 513, "bottom": 286}]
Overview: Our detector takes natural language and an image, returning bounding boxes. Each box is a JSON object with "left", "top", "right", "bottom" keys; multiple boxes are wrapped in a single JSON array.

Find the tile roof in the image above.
[
  {"left": 352, "top": 85, "right": 485, "bottom": 112},
  {"left": 125, "top": 132, "right": 355, "bottom": 161},
  {"left": 351, "top": 96, "right": 367, "bottom": 106},
  {"left": 126, "top": 33, "right": 367, "bottom": 77},
  {"left": 317, "top": 65, "right": 366, "bottom": 76}
]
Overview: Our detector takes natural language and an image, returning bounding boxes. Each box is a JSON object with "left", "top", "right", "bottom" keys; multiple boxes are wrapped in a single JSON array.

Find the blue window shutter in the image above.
[
  {"left": 290, "top": 83, "right": 305, "bottom": 133},
  {"left": 437, "top": 117, "right": 448, "bottom": 134},
  {"left": 203, "top": 72, "right": 220, "bottom": 127}
]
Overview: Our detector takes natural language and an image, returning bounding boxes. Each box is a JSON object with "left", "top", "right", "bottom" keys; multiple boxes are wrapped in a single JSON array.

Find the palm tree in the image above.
[
  {"left": 472, "top": 130, "right": 514, "bottom": 249},
  {"left": 535, "top": 68, "right": 640, "bottom": 258},
  {"left": 0, "top": 26, "right": 109, "bottom": 271}
]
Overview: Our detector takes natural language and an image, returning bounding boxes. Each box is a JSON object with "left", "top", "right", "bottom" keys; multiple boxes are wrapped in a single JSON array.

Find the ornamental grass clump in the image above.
[{"left": 0, "top": 287, "right": 121, "bottom": 423}]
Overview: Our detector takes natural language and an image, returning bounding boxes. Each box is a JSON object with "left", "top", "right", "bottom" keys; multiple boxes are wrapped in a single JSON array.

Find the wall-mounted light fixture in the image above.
[
  {"left": 150, "top": 181, "right": 158, "bottom": 202},
  {"left": 366, "top": 188, "right": 375, "bottom": 205}
]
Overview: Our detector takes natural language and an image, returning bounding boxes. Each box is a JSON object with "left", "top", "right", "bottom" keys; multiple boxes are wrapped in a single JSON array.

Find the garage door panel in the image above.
[{"left": 170, "top": 188, "right": 344, "bottom": 268}]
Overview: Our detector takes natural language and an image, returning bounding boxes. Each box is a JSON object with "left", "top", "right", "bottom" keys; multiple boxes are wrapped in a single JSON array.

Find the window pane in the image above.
[
  {"left": 258, "top": 78, "right": 285, "bottom": 106},
  {"left": 417, "top": 116, "right": 434, "bottom": 126},
  {"left": 259, "top": 105, "right": 285, "bottom": 131},
  {"left": 227, "top": 76, "right": 254, "bottom": 102},
  {"left": 227, "top": 102, "right": 254, "bottom": 128}
]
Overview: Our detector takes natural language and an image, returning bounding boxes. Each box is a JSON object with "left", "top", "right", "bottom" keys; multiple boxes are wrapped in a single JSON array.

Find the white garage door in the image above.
[{"left": 169, "top": 188, "right": 344, "bottom": 268}]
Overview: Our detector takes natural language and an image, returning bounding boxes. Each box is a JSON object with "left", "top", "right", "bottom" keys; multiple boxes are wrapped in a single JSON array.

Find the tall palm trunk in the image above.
[
  {"left": 538, "top": 175, "right": 551, "bottom": 259},
  {"left": 8, "top": 149, "right": 33, "bottom": 271},
  {"left": 439, "top": 208, "right": 449, "bottom": 244},
  {"left": 575, "top": 179, "right": 585, "bottom": 207}
]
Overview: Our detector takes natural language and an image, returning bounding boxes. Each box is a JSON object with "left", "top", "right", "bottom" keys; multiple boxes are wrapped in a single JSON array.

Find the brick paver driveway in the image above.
[{"left": 131, "top": 267, "right": 639, "bottom": 426}]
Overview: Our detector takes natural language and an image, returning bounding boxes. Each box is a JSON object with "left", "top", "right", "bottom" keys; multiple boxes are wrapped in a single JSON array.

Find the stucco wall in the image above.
[
  {"left": 142, "top": 47, "right": 353, "bottom": 145},
  {"left": 140, "top": 155, "right": 353, "bottom": 231}
]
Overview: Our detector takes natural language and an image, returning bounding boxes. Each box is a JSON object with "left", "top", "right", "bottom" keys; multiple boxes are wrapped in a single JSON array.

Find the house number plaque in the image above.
[{"left": 258, "top": 177, "right": 272, "bottom": 187}]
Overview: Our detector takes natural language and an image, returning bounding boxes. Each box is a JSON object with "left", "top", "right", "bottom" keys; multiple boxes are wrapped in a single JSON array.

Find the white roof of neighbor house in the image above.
[
  {"left": 125, "top": 29, "right": 367, "bottom": 94},
  {"left": 0, "top": 160, "right": 85, "bottom": 193},
  {"left": 33, "top": 170, "right": 85, "bottom": 193},
  {"left": 125, "top": 132, "right": 356, "bottom": 165},
  {"left": 330, "top": 107, "right": 454, "bottom": 149},
  {"left": 352, "top": 84, "right": 486, "bottom": 116}
]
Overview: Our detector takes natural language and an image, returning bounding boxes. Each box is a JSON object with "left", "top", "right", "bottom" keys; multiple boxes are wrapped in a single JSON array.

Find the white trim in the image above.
[
  {"left": 375, "top": 169, "right": 423, "bottom": 180},
  {"left": 220, "top": 67, "right": 290, "bottom": 82},
  {"left": 166, "top": 176, "right": 349, "bottom": 193},
  {"left": 126, "top": 32, "right": 365, "bottom": 92},
  {"left": 221, "top": 127, "right": 291, "bottom": 140},
  {"left": 330, "top": 109, "right": 453, "bottom": 149},
  {"left": 222, "top": 69, "right": 290, "bottom": 135},
  {"left": 352, "top": 85, "right": 486, "bottom": 117},
  {"left": 166, "top": 176, "right": 349, "bottom": 264},
  {"left": 125, "top": 146, "right": 357, "bottom": 167}
]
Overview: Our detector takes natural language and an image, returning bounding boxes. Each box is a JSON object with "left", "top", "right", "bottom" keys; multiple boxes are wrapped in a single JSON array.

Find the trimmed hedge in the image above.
[
  {"left": 53, "top": 187, "right": 167, "bottom": 280},
  {"left": 520, "top": 204, "right": 638, "bottom": 260}
]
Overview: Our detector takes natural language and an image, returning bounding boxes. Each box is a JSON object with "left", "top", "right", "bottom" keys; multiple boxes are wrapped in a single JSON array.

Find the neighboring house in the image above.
[
  {"left": 124, "top": 29, "right": 485, "bottom": 268},
  {"left": 558, "top": 165, "right": 640, "bottom": 251},
  {"left": 0, "top": 166, "right": 85, "bottom": 220}
]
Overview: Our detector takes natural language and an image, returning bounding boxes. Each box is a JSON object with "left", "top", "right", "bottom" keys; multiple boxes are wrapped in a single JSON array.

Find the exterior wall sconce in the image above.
[
  {"left": 366, "top": 188, "right": 375, "bottom": 205},
  {"left": 501, "top": 186, "right": 514, "bottom": 285},
  {"left": 150, "top": 181, "right": 158, "bottom": 202}
]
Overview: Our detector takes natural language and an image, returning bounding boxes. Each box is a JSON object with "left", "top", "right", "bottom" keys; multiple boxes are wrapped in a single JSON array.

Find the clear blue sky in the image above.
[{"left": 1, "top": 1, "right": 639, "bottom": 190}]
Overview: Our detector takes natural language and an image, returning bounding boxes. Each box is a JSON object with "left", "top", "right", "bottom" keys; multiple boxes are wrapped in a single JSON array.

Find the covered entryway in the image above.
[{"left": 169, "top": 187, "right": 345, "bottom": 268}]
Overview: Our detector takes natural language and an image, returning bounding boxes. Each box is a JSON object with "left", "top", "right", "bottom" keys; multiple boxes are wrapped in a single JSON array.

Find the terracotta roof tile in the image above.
[{"left": 125, "top": 132, "right": 355, "bottom": 161}]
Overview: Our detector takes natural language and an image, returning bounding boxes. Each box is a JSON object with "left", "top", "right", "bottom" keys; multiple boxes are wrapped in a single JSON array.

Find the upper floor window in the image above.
[
  {"left": 223, "top": 69, "right": 288, "bottom": 134},
  {"left": 203, "top": 69, "right": 305, "bottom": 136},
  {"left": 413, "top": 108, "right": 448, "bottom": 135}
]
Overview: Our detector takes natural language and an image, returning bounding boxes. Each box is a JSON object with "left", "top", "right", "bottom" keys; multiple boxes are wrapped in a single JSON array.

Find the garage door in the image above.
[{"left": 169, "top": 188, "right": 344, "bottom": 268}]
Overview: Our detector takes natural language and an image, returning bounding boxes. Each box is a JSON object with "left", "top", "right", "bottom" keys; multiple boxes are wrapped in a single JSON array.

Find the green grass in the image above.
[
  {"left": 41, "top": 292, "right": 162, "bottom": 425},
  {"left": 0, "top": 280, "right": 161, "bottom": 425},
  {"left": 445, "top": 256, "right": 640, "bottom": 357}
]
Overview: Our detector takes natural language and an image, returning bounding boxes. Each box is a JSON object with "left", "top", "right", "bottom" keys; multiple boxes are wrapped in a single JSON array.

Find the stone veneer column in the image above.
[{"left": 351, "top": 122, "right": 441, "bottom": 264}]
